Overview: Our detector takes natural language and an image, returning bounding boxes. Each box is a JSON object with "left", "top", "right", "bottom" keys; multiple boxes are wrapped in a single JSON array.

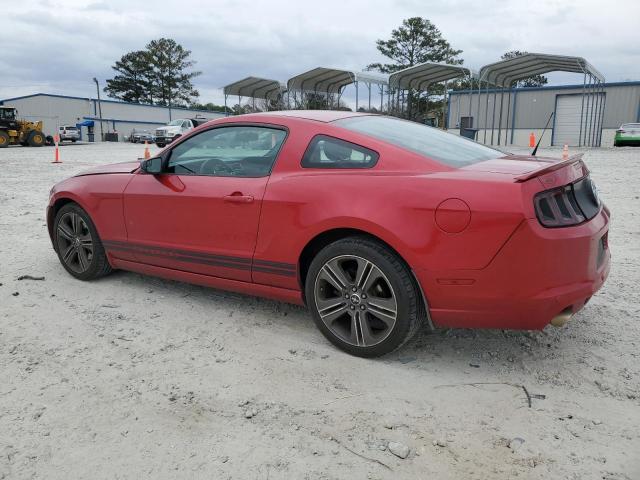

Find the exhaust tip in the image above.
[{"left": 550, "top": 308, "right": 573, "bottom": 327}]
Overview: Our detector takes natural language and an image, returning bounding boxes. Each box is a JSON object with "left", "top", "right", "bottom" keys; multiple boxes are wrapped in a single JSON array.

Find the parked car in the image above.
[
  {"left": 129, "top": 129, "right": 154, "bottom": 144},
  {"left": 154, "top": 117, "right": 208, "bottom": 147},
  {"left": 47, "top": 111, "right": 610, "bottom": 357},
  {"left": 614, "top": 123, "right": 640, "bottom": 147},
  {"left": 58, "top": 125, "right": 80, "bottom": 143}
]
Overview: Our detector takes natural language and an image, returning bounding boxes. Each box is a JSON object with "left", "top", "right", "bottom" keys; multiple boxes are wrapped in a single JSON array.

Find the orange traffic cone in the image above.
[
  {"left": 529, "top": 132, "right": 536, "bottom": 148},
  {"left": 52, "top": 134, "right": 61, "bottom": 164},
  {"left": 562, "top": 144, "right": 569, "bottom": 160},
  {"left": 143, "top": 140, "right": 151, "bottom": 160}
]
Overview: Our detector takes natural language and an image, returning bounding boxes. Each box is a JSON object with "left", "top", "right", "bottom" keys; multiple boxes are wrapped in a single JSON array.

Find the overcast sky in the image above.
[{"left": 2, "top": 0, "right": 639, "bottom": 106}]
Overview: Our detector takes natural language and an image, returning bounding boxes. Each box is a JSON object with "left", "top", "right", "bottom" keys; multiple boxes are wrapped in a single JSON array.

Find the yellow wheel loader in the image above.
[{"left": 0, "top": 106, "right": 46, "bottom": 147}]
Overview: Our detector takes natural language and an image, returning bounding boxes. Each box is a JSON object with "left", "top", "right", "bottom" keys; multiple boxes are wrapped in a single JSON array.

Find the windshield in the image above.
[
  {"left": 622, "top": 123, "right": 640, "bottom": 129},
  {"left": 167, "top": 119, "right": 184, "bottom": 126},
  {"left": 334, "top": 116, "right": 503, "bottom": 167},
  {"left": 0, "top": 109, "right": 16, "bottom": 120}
]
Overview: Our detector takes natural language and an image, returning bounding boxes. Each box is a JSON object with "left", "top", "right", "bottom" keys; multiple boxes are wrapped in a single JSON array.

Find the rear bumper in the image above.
[
  {"left": 615, "top": 135, "right": 640, "bottom": 145},
  {"left": 416, "top": 207, "right": 611, "bottom": 330}
]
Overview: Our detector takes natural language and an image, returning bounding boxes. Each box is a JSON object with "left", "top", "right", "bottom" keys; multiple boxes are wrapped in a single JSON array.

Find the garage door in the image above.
[{"left": 553, "top": 94, "right": 603, "bottom": 146}]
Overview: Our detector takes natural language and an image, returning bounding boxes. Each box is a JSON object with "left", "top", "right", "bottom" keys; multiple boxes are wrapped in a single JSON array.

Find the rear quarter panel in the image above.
[{"left": 251, "top": 119, "right": 526, "bottom": 290}]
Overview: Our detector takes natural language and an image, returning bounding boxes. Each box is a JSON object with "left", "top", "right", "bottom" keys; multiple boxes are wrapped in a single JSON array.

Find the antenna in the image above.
[{"left": 532, "top": 111, "right": 554, "bottom": 156}]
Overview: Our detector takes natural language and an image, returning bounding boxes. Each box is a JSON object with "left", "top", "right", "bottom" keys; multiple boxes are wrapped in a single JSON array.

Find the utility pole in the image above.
[{"left": 93, "top": 77, "right": 104, "bottom": 141}]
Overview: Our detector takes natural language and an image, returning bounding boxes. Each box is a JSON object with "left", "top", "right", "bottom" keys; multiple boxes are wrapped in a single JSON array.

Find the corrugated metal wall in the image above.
[
  {"left": 1, "top": 94, "right": 227, "bottom": 141},
  {"left": 448, "top": 82, "right": 640, "bottom": 144}
]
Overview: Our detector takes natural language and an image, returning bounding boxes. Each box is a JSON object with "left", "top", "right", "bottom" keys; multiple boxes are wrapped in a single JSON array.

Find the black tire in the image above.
[
  {"left": 53, "top": 203, "right": 112, "bottom": 280},
  {"left": 27, "top": 130, "right": 45, "bottom": 147},
  {"left": 0, "top": 130, "right": 9, "bottom": 148},
  {"left": 156, "top": 143, "right": 165, "bottom": 148},
  {"left": 305, "top": 236, "right": 422, "bottom": 357},
  {"left": 71, "top": 139, "right": 77, "bottom": 143}
]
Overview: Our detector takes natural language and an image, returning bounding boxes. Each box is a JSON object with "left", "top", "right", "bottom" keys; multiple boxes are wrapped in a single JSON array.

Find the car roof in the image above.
[{"left": 242, "top": 110, "right": 375, "bottom": 123}]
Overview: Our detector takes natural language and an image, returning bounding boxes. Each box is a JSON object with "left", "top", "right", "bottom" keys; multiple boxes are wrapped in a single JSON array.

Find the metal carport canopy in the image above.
[
  {"left": 287, "top": 67, "right": 388, "bottom": 94},
  {"left": 389, "top": 63, "right": 474, "bottom": 90},
  {"left": 478, "top": 53, "right": 605, "bottom": 87},
  {"left": 223, "top": 76, "right": 286, "bottom": 99}
]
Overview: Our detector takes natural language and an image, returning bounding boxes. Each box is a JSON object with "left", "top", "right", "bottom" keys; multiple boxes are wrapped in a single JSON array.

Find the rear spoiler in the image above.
[{"left": 514, "top": 153, "right": 585, "bottom": 182}]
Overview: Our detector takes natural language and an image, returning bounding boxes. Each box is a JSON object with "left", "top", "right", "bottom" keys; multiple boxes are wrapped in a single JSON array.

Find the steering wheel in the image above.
[{"left": 199, "top": 158, "right": 236, "bottom": 176}]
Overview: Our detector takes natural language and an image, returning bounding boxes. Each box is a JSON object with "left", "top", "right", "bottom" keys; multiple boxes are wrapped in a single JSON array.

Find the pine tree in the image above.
[
  {"left": 104, "top": 38, "right": 201, "bottom": 107},
  {"left": 104, "top": 51, "right": 154, "bottom": 104}
]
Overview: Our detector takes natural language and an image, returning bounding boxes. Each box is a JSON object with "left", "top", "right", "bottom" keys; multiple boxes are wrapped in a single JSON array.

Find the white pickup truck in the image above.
[{"left": 154, "top": 118, "right": 209, "bottom": 147}]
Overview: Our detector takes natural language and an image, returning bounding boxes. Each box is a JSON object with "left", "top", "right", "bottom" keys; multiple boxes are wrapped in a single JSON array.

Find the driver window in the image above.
[{"left": 166, "top": 126, "right": 287, "bottom": 177}]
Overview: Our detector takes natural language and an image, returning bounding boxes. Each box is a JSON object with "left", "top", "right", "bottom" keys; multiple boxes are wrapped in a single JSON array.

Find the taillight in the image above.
[{"left": 534, "top": 185, "right": 585, "bottom": 227}]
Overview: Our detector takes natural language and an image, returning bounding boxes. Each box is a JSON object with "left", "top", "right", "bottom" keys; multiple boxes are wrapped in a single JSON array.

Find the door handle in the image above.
[{"left": 223, "top": 192, "right": 254, "bottom": 204}]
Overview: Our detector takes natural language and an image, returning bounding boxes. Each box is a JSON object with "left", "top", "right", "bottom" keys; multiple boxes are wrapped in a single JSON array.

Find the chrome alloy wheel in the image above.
[
  {"left": 313, "top": 255, "right": 398, "bottom": 347},
  {"left": 56, "top": 212, "right": 94, "bottom": 274}
]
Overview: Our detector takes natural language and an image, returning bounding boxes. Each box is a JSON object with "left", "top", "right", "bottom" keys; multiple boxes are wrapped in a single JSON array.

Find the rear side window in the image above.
[
  {"left": 334, "top": 116, "right": 502, "bottom": 168},
  {"left": 301, "top": 135, "right": 378, "bottom": 169}
]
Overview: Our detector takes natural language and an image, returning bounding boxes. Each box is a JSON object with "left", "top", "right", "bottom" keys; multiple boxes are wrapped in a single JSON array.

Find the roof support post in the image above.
[
  {"left": 443, "top": 81, "right": 448, "bottom": 129},
  {"left": 589, "top": 79, "right": 597, "bottom": 146},
  {"left": 467, "top": 76, "right": 473, "bottom": 128},
  {"left": 597, "top": 82, "right": 606, "bottom": 146},
  {"left": 490, "top": 89, "right": 498, "bottom": 145},
  {"left": 483, "top": 82, "right": 490, "bottom": 144},
  {"left": 497, "top": 87, "right": 505, "bottom": 145},
  {"left": 355, "top": 80, "right": 359, "bottom": 112},
  {"left": 593, "top": 80, "right": 604, "bottom": 146},
  {"left": 510, "top": 88, "right": 518, "bottom": 145},
  {"left": 586, "top": 74, "right": 595, "bottom": 147},
  {"left": 367, "top": 82, "right": 372, "bottom": 111},
  {"left": 504, "top": 84, "right": 513, "bottom": 146},
  {"left": 476, "top": 79, "right": 483, "bottom": 137},
  {"left": 579, "top": 72, "right": 586, "bottom": 147}
]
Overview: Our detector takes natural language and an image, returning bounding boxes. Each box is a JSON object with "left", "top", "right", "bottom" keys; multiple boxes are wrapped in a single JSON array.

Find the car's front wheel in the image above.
[
  {"left": 305, "top": 237, "right": 423, "bottom": 357},
  {"left": 54, "top": 203, "right": 112, "bottom": 280}
]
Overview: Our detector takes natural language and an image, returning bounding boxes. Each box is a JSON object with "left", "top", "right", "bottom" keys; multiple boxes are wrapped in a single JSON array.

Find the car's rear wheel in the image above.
[
  {"left": 54, "top": 203, "right": 112, "bottom": 280},
  {"left": 305, "top": 237, "right": 422, "bottom": 357}
]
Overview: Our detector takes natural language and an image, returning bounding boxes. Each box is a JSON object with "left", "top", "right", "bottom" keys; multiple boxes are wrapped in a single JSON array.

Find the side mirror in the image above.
[{"left": 140, "top": 157, "right": 163, "bottom": 174}]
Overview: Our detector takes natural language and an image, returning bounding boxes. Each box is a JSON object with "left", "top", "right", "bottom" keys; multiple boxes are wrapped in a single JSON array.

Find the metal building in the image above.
[
  {"left": 447, "top": 81, "right": 640, "bottom": 147},
  {"left": 0, "top": 93, "right": 227, "bottom": 142}
]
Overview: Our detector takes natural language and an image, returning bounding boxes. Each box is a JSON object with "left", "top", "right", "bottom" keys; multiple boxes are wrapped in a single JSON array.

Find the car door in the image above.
[{"left": 122, "top": 124, "right": 288, "bottom": 281}]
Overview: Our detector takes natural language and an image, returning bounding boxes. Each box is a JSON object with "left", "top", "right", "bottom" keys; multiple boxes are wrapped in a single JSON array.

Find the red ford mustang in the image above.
[{"left": 47, "top": 111, "right": 611, "bottom": 357}]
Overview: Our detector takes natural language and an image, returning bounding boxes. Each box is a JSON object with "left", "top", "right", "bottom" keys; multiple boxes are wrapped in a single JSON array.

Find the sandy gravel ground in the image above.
[{"left": 0, "top": 141, "right": 638, "bottom": 480}]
